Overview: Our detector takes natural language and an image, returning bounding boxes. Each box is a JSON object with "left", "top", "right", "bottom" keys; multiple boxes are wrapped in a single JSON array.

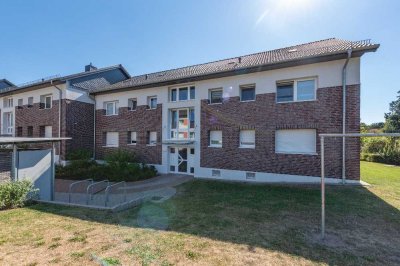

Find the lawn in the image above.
[{"left": 0, "top": 161, "right": 399, "bottom": 265}]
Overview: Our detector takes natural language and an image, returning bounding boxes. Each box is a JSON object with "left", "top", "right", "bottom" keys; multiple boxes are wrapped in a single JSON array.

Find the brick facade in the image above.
[
  {"left": 200, "top": 85, "right": 360, "bottom": 180},
  {"left": 0, "top": 151, "right": 12, "bottom": 182},
  {"left": 95, "top": 104, "right": 162, "bottom": 164},
  {"left": 14, "top": 99, "right": 94, "bottom": 160}
]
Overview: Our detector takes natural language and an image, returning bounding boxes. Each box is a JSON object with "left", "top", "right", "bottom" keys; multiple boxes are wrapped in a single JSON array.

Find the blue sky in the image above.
[{"left": 0, "top": 0, "right": 399, "bottom": 123}]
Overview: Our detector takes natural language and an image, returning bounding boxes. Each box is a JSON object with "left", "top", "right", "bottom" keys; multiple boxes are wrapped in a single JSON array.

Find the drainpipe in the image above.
[
  {"left": 342, "top": 48, "right": 352, "bottom": 184},
  {"left": 51, "top": 80, "right": 62, "bottom": 162},
  {"left": 89, "top": 94, "right": 96, "bottom": 160}
]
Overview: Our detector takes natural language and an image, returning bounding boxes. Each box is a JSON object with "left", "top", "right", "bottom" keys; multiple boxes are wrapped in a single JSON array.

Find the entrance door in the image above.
[
  {"left": 169, "top": 147, "right": 194, "bottom": 175},
  {"left": 177, "top": 148, "right": 188, "bottom": 173}
]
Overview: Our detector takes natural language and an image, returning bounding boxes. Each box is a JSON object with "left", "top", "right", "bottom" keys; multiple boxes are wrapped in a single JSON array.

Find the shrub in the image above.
[
  {"left": 0, "top": 180, "right": 38, "bottom": 210},
  {"left": 56, "top": 149, "right": 157, "bottom": 182},
  {"left": 361, "top": 137, "right": 387, "bottom": 154},
  {"left": 66, "top": 149, "right": 92, "bottom": 161}
]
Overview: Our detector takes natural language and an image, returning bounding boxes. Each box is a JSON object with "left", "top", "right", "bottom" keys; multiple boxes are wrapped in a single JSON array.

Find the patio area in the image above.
[{"left": 49, "top": 174, "right": 193, "bottom": 211}]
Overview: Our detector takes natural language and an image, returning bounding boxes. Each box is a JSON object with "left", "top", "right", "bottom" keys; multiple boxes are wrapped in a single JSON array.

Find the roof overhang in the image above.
[{"left": 91, "top": 45, "right": 379, "bottom": 95}]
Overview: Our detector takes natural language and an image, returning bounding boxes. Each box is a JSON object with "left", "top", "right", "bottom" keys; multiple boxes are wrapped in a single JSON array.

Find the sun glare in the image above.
[{"left": 255, "top": 0, "right": 317, "bottom": 28}]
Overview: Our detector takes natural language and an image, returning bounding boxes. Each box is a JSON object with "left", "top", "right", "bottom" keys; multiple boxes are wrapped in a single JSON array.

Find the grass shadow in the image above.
[{"left": 24, "top": 177, "right": 400, "bottom": 265}]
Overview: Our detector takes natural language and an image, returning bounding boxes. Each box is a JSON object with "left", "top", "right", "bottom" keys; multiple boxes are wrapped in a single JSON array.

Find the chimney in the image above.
[{"left": 85, "top": 63, "right": 97, "bottom": 72}]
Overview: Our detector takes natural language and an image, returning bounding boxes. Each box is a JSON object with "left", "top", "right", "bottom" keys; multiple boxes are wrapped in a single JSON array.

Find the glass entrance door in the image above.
[{"left": 177, "top": 148, "right": 188, "bottom": 173}]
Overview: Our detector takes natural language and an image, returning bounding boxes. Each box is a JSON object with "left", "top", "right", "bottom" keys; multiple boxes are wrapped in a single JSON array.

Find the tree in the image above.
[{"left": 384, "top": 90, "right": 400, "bottom": 132}]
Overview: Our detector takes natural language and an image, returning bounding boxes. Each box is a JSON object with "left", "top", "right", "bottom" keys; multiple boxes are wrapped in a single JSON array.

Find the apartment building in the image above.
[
  {"left": 0, "top": 64, "right": 130, "bottom": 160},
  {"left": 90, "top": 38, "right": 379, "bottom": 183}
]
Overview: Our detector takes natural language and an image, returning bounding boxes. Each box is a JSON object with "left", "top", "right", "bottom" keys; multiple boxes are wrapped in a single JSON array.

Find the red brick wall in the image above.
[
  {"left": 200, "top": 85, "right": 360, "bottom": 180},
  {"left": 15, "top": 99, "right": 94, "bottom": 160},
  {"left": 95, "top": 104, "right": 162, "bottom": 164}
]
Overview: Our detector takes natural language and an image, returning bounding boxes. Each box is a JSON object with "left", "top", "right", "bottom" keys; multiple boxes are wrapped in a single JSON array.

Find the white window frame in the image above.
[
  {"left": 105, "top": 132, "right": 119, "bottom": 147},
  {"left": 240, "top": 84, "right": 256, "bottom": 102},
  {"left": 28, "top": 97, "right": 34, "bottom": 107},
  {"left": 240, "top": 130, "right": 255, "bottom": 148},
  {"left": 276, "top": 78, "right": 317, "bottom": 103},
  {"left": 275, "top": 129, "right": 317, "bottom": 155},
  {"left": 43, "top": 95, "right": 52, "bottom": 109},
  {"left": 169, "top": 108, "right": 195, "bottom": 140},
  {"left": 148, "top": 131, "right": 157, "bottom": 145},
  {"left": 4, "top": 112, "right": 13, "bottom": 134},
  {"left": 44, "top": 126, "right": 52, "bottom": 138},
  {"left": 148, "top": 96, "right": 157, "bottom": 110},
  {"left": 170, "top": 85, "right": 195, "bottom": 102},
  {"left": 4, "top": 97, "right": 13, "bottom": 108},
  {"left": 128, "top": 98, "right": 137, "bottom": 111},
  {"left": 209, "top": 130, "right": 222, "bottom": 147},
  {"left": 129, "top": 131, "right": 137, "bottom": 145},
  {"left": 105, "top": 101, "right": 118, "bottom": 116},
  {"left": 209, "top": 88, "right": 223, "bottom": 104}
]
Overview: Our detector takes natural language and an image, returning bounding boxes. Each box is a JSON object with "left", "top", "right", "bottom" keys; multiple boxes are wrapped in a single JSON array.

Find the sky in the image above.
[{"left": 0, "top": 0, "right": 399, "bottom": 123}]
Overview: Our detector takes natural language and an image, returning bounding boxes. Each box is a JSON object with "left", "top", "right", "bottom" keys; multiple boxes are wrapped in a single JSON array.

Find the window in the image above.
[
  {"left": 148, "top": 131, "right": 157, "bottom": 145},
  {"left": 4, "top": 97, "right": 13, "bottom": 108},
  {"left": 106, "top": 132, "right": 119, "bottom": 147},
  {"left": 170, "top": 108, "right": 195, "bottom": 140},
  {"left": 209, "top": 130, "right": 222, "bottom": 147},
  {"left": 105, "top": 101, "right": 118, "bottom": 115},
  {"left": 129, "top": 132, "right": 137, "bottom": 145},
  {"left": 44, "top": 126, "right": 52, "bottom": 138},
  {"left": 17, "top": 99, "right": 23, "bottom": 108},
  {"left": 40, "top": 95, "right": 52, "bottom": 109},
  {"left": 128, "top": 98, "right": 137, "bottom": 111},
  {"left": 276, "top": 79, "right": 316, "bottom": 103},
  {"left": 28, "top": 97, "right": 33, "bottom": 107},
  {"left": 190, "top": 148, "right": 195, "bottom": 155},
  {"left": 170, "top": 86, "right": 195, "bottom": 102},
  {"left": 275, "top": 129, "right": 316, "bottom": 154},
  {"left": 240, "top": 85, "right": 256, "bottom": 101},
  {"left": 246, "top": 172, "right": 256, "bottom": 180},
  {"left": 27, "top": 126, "right": 33, "bottom": 137},
  {"left": 212, "top": 170, "right": 221, "bottom": 177},
  {"left": 148, "top": 96, "right": 157, "bottom": 109},
  {"left": 4, "top": 112, "right": 13, "bottom": 134},
  {"left": 209, "top": 88, "right": 223, "bottom": 104},
  {"left": 240, "top": 130, "right": 255, "bottom": 148},
  {"left": 16, "top": 127, "right": 23, "bottom": 137}
]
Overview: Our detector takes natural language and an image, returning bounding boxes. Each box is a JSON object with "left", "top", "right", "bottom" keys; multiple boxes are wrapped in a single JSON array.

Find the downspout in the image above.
[
  {"left": 51, "top": 80, "right": 62, "bottom": 162},
  {"left": 342, "top": 48, "right": 352, "bottom": 184},
  {"left": 89, "top": 94, "right": 96, "bottom": 160}
]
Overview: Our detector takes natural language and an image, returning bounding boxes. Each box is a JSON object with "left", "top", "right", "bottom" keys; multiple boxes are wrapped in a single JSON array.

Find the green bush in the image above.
[
  {"left": 0, "top": 180, "right": 38, "bottom": 210},
  {"left": 56, "top": 149, "right": 157, "bottom": 182},
  {"left": 361, "top": 137, "right": 388, "bottom": 153},
  {"left": 66, "top": 149, "right": 92, "bottom": 161}
]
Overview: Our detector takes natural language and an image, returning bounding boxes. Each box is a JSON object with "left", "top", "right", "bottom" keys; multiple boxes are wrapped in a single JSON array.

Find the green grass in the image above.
[{"left": 0, "top": 161, "right": 399, "bottom": 265}]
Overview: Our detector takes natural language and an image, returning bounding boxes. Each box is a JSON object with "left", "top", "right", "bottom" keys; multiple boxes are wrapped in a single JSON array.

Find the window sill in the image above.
[
  {"left": 147, "top": 144, "right": 157, "bottom": 146},
  {"left": 169, "top": 99, "right": 195, "bottom": 103},
  {"left": 239, "top": 146, "right": 255, "bottom": 149},
  {"left": 104, "top": 114, "right": 118, "bottom": 116},
  {"left": 128, "top": 109, "right": 137, "bottom": 112},
  {"left": 208, "top": 145, "right": 222, "bottom": 148},
  {"left": 127, "top": 143, "right": 137, "bottom": 146},
  {"left": 276, "top": 151, "right": 317, "bottom": 156},
  {"left": 240, "top": 100, "right": 256, "bottom": 103},
  {"left": 208, "top": 102, "right": 222, "bottom": 105},
  {"left": 146, "top": 108, "right": 157, "bottom": 111},
  {"left": 103, "top": 145, "right": 119, "bottom": 148},
  {"left": 276, "top": 99, "right": 317, "bottom": 104}
]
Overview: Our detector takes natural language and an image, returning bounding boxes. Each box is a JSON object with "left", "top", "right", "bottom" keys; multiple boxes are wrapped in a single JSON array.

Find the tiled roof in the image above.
[
  {"left": 0, "top": 79, "right": 17, "bottom": 94},
  {"left": 91, "top": 38, "right": 379, "bottom": 94},
  {"left": 0, "top": 64, "right": 130, "bottom": 95}
]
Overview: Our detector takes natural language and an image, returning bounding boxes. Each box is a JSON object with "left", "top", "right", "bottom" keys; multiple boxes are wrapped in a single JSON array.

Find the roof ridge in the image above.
[{"left": 120, "top": 38, "right": 340, "bottom": 83}]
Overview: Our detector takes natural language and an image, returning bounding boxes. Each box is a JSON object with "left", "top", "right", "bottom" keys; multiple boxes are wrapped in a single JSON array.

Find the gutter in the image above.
[
  {"left": 51, "top": 80, "right": 63, "bottom": 162},
  {"left": 341, "top": 48, "right": 352, "bottom": 184}
]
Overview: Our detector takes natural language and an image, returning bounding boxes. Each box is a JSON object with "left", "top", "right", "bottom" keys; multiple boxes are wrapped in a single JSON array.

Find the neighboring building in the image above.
[
  {"left": 0, "top": 64, "right": 130, "bottom": 161},
  {"left": 91, "top": 38, "right": 379, "bottom": 182}
]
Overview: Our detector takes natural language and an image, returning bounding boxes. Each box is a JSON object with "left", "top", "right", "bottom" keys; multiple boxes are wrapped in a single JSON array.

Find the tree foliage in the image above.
[{"left": 384, "top": 90, "right": 400, "bottom": 132}]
